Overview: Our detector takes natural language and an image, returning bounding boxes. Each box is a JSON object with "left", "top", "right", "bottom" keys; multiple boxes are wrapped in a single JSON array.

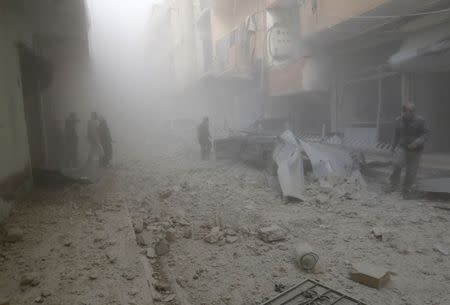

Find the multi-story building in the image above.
[
  {"left": 0, "top": 0, "right": 90, "bottom": 200},
  {"left": 153, "top": 0, "right": 450, "bottom": 160}
]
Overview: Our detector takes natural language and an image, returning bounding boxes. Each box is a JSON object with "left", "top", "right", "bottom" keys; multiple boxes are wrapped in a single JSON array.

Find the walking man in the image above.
[
  {"left": 98, "top": 116, "right": 113, "bottom": 167},
  {"left": 86, "top": 112, "right": 103, "bottom": 167},
  {"left": 388, "top": 102, "right": 429, "bottom": 199},
  {"left": 197, "top": 117, "right": 212, "bottom": 160},
  {"left": 65, "top": 113, "right": 79, "bottom": 168}
]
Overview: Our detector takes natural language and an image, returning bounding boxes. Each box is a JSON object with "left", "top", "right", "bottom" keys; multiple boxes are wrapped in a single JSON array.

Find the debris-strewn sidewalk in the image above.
[{"left": 0, "top": 174, "right": 154, "bottom": 305}]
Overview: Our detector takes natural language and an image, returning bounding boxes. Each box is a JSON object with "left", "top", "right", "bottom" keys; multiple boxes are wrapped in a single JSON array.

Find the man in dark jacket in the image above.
[
  {"left": 388, "top": 103, "right": 429, "bottom": 198},
  {"left": 197, "top": 117, "right": 211, "bottom": 160},
  {"left": 98, "top": 117, "right": 113, "bottom": 167},
  {"left": 65, "top": 113, "right": 80, "bottom": 168}
]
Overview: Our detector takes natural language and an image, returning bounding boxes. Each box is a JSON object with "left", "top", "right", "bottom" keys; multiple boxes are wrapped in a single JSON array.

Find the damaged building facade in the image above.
[
  {"left": 152, "top": 0, "right": 450, "bottom": 164},
  {"left": 0, "top": 0, "right": 90, "bottom": 201}
]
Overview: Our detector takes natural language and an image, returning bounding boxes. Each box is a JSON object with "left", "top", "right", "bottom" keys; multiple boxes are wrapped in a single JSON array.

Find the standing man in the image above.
[
  {"left": 98, "top": 116, "right": 113, "bottom": 167},
  {"left": 388, "top": 102, "right": 429, "bottom": 199},
  {"left": 197, "top": 117, "right": 212, "bottom": 160},
  {"left": 65, "top": 113, "right": 80, "bottom": 168},
  {"left": 86, "top": 112, "right": 103, "bottom": 167}
]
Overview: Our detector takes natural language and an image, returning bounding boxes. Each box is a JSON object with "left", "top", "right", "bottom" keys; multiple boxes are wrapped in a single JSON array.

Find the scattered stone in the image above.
[
  {"left": 106, "top": 252, "right": 117, "bottom": 264},
  {"left": 226, "top": 236, "right": 238, "bottom": 244},
  {"left": 182, "top": 227, "right": 192, "bottom": 239},
  {"left": 153, "top": 281, "right": 170, "bottom": 293},
  {"left": 34, "top": 296, "right": 43, "bottom": 303},
  {"left": 20, "top": 273, "right": 40, "bottom": 287},
  {"left": 350, "top": 262, "right": 390, "bottom": 289},
  {"left": 133, "top": 219, "right": 144, "bottom": 234},
  {"left": 5, "top": 228, "right": 23, "bottom": 242},
  {"left": 146, "top": 247, "right": 157, "bottom": 259},
  {"left": 154, "top": 239, "right": 169, "bottom": 256},
  {"left": 88, "top": 272, "right": 98, "bottom": 280},
  {"left": 128, "top": 288, "right": 139, "bottom": 296},
  {"left": 163, "top": 294, "right": 176, "bottom": 302},
  {"left": 41, "top": 290, "right": 52, "bottom": 298},
  {"left": 204, "top": 226, "right": 224, "bottom": 244},
  {"left": 433, "top": 244, "right": 449, "bottom": 256},
  {"left": 371, "top": 227, "right": 392, "bottom": 241},
  {"left": 165, "top": 228, "right": 176, "bottom": 243},
  {"left": 158, "top": 190, "right": 172, "bottom": 201},
  {"left": 136, "top": 234, "right": 146, "bottom": 247},
  {"left": 122, "top": 271, "right": 136, "bottom": 281},
  {"left": 63, "top": 240, "right": 72, "bottom": 247},
  {"left": 258, "top": 225, "right": 287, "bottom": 243}
]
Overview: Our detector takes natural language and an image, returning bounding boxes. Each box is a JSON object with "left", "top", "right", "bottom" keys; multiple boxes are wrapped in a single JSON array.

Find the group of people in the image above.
[
  {"left": 195, "top": 102, "right": 429, "bottom": 200},
  {"left": 65, "top": 112, "right": 113, "bottom": 169}
]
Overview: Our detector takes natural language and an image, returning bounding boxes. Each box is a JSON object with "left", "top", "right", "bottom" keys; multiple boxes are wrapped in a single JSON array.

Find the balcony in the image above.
[
  {"left": 214, "top": 21, "right": 257, "bottom": 79},
  {"left": 299, "top": 0, "right": 447, "bottom": 44}
]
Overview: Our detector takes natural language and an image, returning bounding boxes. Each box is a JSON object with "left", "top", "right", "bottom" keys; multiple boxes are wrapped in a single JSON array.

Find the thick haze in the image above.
[{"left": 87, "top": 0, "right": 171, "bottom": 146}]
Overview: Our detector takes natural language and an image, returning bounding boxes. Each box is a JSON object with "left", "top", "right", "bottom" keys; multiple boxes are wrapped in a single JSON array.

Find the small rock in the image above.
[
  {"left": 88, "top": 272, "right": 98, "bottom": 280},
  {"left": 41, "top": 290, "right": 52, "bottom": 298},
  {"left": 258, "top": 225, "right": 287, "bottom": 243},
  {"left": 128, "top": 288, "right": 139, "bottom": 296},
  {"left": 63, "top": 240, "right": 72, "bottom": 247},
  {"left": 122, "top": 271, "right": 136, "bottom": 281},
  {"left": 204, "top": 227, "right": 223, "bottom": 244},
  {"left": 153, "top": 281, "right": 170, "bottom": 292},
  {"left": 20, "top": 273, "right": 40, "bottom": 287},
  {"left": 133, "top": 219, "right": 144, "bottom": 234},
  {"left": 226, "top": 236, "right": 238, "bottom": 244},
  {"left": 433, "top": 244, "right": 449, "bottom": 256},
  {"left": 371, "top": 227, "right": 392, "bottom": 241},
  {"left": 182, "top": 227, "right": 192, "bottom": 239},
  {"left": 106, "top": 252, "right": 117, "bottom": 264},
  {"left": 158, "top": 190, "right": 172, "bottom": 201},
  {"left": 315, "top": 194, "right": 329, "bottom": 205},
  {"left": 154, "top": 239, "right": 169, "bottom": 256},
  {"left": 5, "top": 228, "right": 24, "bottom": 242},
  {"left": 146, "top": 247, "right": 157, "bottom": 259},
  {"left": 136, "top": 234, "right": 146, "bottom": 247},
  {"left": 163, "top": 294, "right": 176, "bottom": 302},
  {"left": 34, "top": 296, "right": 43, "bottom": 303},
  {"left": 165, "top": 228, "right": 176, "bottom": 243}
]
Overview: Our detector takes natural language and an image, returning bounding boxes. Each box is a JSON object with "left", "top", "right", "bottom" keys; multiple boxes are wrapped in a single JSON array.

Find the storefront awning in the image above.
[{"left": 389, "top": 23, "right": 450, "bottom": 72}]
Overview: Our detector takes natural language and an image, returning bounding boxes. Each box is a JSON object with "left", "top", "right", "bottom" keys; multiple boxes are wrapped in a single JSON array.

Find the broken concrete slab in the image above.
[
  {"left": 258, "top": 225, "right": 287, "bottom": 243},
  {"left": 350, "top": 262, "right": 390, "bottom": 289}
]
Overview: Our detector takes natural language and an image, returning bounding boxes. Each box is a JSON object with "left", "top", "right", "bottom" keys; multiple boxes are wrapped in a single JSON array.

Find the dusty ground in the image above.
[{"left": 1, "top": 132, "right": 450, "bottom": 305}]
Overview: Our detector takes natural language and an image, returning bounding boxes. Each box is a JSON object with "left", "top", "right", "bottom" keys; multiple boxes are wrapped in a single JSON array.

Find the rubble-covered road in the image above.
[{"left": 1, "top": 134, "right": 450, "bottom": 305}]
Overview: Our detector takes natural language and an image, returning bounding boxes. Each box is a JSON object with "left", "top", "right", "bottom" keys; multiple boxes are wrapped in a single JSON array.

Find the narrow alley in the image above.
[{"left": 2, "top": 1, "right": 450, "bottom": 305}]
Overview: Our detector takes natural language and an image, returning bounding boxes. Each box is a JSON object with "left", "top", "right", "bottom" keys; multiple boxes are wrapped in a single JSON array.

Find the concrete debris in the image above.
[
  {"left": 433, "top": 244, "right": 449, "bottom": 256},
  {"left": 133, "top": 219, "right": 144, "bottom": 234},
  {"left": 165, "top": 228, "right": 177, "bottom": 243},
  {"left": 154, "top": 239, "right": 170, "bottom": 256},
  {"left": 293, "top": 242, "right": 319, "bottom": 272},
  {"left": 258, "top": 225, "right": 287, "bottom": 243},
  {"left": 20, "top": 273, "right": 40, "bottom": 287},
  {"left": 350, "top": 262, "right": 391, "bottom": 289},
  {"left": 203, "top": 227, "right": 224, "bottom": 244},
  {"left": 146, "top": 247, "right": 157, "bottom": 259},
  {"left": 226, "top": 235, "right": 238, "bottom": 244},
  {"left": 4, "top": 227, "right": 24, "bottom": 243},
  {"left": 371, "top": 227, "right": 393, "bottom": 241},
  {"left": 158, "top": 190, "right": 173, "bottom": 201},
  {"left": 181, "top": 227, "right": 192, "bottom": 239}
]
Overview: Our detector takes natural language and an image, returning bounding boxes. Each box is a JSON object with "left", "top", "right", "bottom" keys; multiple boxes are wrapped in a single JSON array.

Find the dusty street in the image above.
[{"left": 1, "top": 133, "right": 450, "bottom": 305}]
